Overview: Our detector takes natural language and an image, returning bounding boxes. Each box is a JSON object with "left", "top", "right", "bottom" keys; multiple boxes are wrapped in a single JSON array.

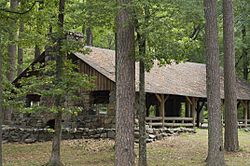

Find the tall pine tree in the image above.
[
  {"left": 115, "top": 0, "right": 135, "bottom": 165},
  {"left": 223, "top": 0, "right": 239, "bottom": 152},
  {"left": 204, "top": 0, "right": 225, "bottom": 165}
]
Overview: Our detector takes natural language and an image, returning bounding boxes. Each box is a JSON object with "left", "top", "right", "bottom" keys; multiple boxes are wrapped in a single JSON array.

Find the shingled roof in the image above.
[{"left": 74, "top": 47, "right": 250, "bottom": 100}]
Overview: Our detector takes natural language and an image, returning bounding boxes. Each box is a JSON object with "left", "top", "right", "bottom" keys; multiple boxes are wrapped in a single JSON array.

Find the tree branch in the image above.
[
  {"left": 0, "top": 0, "right": 41, "bottom": 15},
  {"left": 190, "top": 24, "right": 202, "bottom": 40}
]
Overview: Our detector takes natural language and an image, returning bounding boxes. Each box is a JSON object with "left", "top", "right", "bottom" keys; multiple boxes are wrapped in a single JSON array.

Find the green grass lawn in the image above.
[{"left": 3, "top": 129, "right": 250, "bottom": 166}]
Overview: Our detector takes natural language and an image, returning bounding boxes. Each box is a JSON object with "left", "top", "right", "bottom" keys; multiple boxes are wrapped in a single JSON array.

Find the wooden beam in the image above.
[
  {"left": 155, "top": 94, "right": 169, "bottom": 128},
  {"left": 162, "top": 98, "right": 165, "bottom": 128},
  {"left": 186, "top": 97, "right": 192, "bottom": 117},
  {"left": 155, "top": 94, "right": 162, "bottom": 103},
  {"left": 196, "top": 101, "right": 205, "bottom": 127},
  {"left": 186, "top": 99, "right": 191, "bottom": 117},
  {"left": 191, "top": 97, "right": 198, "bottom": 128},
  {"left": 237, "top": 100, "right": 241, "bottom": 109},
  {"left": 186, "top": 96, "right": 192, "bottom": 105},
  {"left": 242, "top": 100, "right": 248, "bottom": 128},
  {"left": 164, "top": 95, "right": 169, "bottom": 103}
]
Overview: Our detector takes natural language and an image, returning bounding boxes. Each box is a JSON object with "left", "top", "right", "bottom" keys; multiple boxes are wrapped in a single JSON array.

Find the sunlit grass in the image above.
[{"left": 3, "top": 129, "right": 250, "bottom": 166}]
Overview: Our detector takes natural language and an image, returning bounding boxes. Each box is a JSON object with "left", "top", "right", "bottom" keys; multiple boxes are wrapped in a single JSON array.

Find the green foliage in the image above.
[
  {"left": 234, "top": 0, "right": 250, "bottom": 78},
  {"left": 148, "top": 105, "right": 156, "bottom": 117},
  {"left": 15, "top": 59, "right": 95, "bottom": 114},
  {"left": 133, "top": 0, "right": 204, "bottom": 70},
  {"left": 65, "top": 0, "right": 116, "bottom": 48}
]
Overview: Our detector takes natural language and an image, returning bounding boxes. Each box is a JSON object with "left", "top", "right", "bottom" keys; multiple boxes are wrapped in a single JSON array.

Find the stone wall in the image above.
[
  {"left": 11, "top": 91, "right": 116, "bottom": 129},
  {"left": 2, "top": 125, "right": 195, "bottom": 144},
  {"left": 75, "top": 114, "right": 115, "bottom": 129},
  {"left": 3, "top": 126, "right": 116, "bottom": 144},
  {"left": 135, "top": 127, "right": 196, "bottom": 143}
]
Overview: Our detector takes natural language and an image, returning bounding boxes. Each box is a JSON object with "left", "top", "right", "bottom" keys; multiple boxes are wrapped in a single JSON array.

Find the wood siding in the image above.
[{"left": 80, "top": 60, "right": 115, "bottom": 91}]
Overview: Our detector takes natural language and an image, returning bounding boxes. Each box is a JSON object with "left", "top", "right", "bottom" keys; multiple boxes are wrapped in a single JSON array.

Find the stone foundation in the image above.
[
  {"left": 11, "top": 110, "right": 116, "bottom": 129},
  {"left": 2, "top": 125, "right": 195, "bottom": 144},
  {"left": 10, "top": 91, "right": 117, "bottom": 129},
  {"left": 135, "top": 127, "right": 196, "bottom": 143},
  {"left": 2, "top": 126, "right": 116, "bottom": 144}
]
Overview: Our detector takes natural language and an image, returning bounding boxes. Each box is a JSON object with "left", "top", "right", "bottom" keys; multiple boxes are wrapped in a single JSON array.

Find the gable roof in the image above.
[
  {"left": 12, "top": 52, "right": 46, "bottom": 85},
  {"left": 74, "top": 47, "right": 250, "bottom": 100}
]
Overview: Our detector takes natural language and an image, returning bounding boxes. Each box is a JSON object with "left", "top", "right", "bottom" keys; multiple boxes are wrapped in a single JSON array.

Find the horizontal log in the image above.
[
  {"left": 238, "top": 123, "right": 250, "bottom": 127},
  {"left": 147, "top": 122, "right": 194, "bottom": 127},
  {"left": 164, "top": 123, "right": 194, "bottom": 127},
  {"left": 147, "top": 122, "right": 163, "bottom": 126},
  {"left": 238, "top": 119, "right": 250, "bottom": 122},
  {"left": 164, "top": 117, "right": 193, "bottom": 121},
  {"left": 146, "top": 117, "right": 193, "bottom": 121},
  {"left": 146, "top": 117, "right": 163, "bottom": 121}
]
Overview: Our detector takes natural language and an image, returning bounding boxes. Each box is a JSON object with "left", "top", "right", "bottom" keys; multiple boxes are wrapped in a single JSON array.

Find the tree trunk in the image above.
[
  {"left": 48, "top": 112, "right": 63, "bottom": 166},
  {"left": 48, "top": 0, "right": 65, "bottom": 165},
  {"left": 0, "top": 41, "right": 3, "bottom": 166},
  {"left": 82, "top": 25, "right": 85, "bottom": 40},
  {"left": 223, "top": 0, "right": 239, "bottom": 151},
  {"left": 18, "top": 17, "right": 24, "bottom": 75},
  {"left": 7, "top": 0, "right": 18, "bottom": 81},
  {"left": 115, "top": 0, "right": 135, "bottom": 165},
  {"left": 138, "top": 61, "right": 147, "bottom": 166},
  {"left": 223, "top": 0, "right": 239, "bottom": 152},
  {"left": 35, "top": 45, "right": 41, "bottom": 59},
  {"left": 138, "top": 37, "right": 147, "bottom": 166},
  {"left": 86, "top": 27, "right": 93, "bottom": 46},
  {"left": 137, "top": 5, "right": 149, "bottom": 166},
  {"left": 86, "top": 0, "right": 93, "bottom": 46},
  {"left": 204, "top": 0, "right": 225, "bottom": 165},
  {"left": 242, "top": 26, "right": 248, "bottom": 80},
  {"left": 5, "top": 0, "right": 18, "bottom": 124}
]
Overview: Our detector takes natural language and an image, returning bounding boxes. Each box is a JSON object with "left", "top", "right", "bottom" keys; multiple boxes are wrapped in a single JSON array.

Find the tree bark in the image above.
[
  {"left": 86, "top": 0, "right": 93, "bottom": 46},
  {"left": 242, "top": 26, "right": 248, "bottom": 80},
  {"left": 138, "top": 35, "right": 147, "bottom": 166},
  {"left": 18, "top": 16, "right": 24, "bottom": 75},
  {"left": 6, "top": 48, "right": 15, "bottom": 122},
  {"left": 136, "top": 5, "right": 150, "bottom": 165},
  {"left": 204, "top": 0, "right": 225, "bottom": 165},
  {"left": 0, "top": 41, "right": 3, "bottom": 166},
  {"left": 7, "top": 0, "right": 18, "bottom": 81},
  {"left": 115, "top": 0, "right": 135, "bottom": 165},
  {"left": 138, "top": 61, "right": 147, "bottom": 166},
  {"left": 48, "top": 0, "right": 65, "bottom": 165},
  {"left": 86, "top": 27, "right": 93, "bottom": 46},
  {"left": 223, "top": 0, "right": 239, "bottom": 152},
  {"left": 48, "top": 112, "right": 63, "bottom": 166},
  {"left": 5, "top": 0, "right": 18, "bottom": 124},
  {"left": 35, "top": 45, "right": 41, "bottom": 59}
]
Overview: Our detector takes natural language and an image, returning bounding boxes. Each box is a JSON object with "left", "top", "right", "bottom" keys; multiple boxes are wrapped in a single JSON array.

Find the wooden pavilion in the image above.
[{"left": 13, "top": 46, "right": 250, "bottom": 128}]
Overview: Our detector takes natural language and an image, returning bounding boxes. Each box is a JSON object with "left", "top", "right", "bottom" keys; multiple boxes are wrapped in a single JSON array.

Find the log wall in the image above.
[{"left": 80, "top": 60, "right": 115, "bottom": 91}]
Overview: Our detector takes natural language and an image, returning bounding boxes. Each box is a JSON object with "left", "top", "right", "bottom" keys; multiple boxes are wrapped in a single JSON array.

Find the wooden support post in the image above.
[
  {"left": 243, "top": 101, "right": 248, "bottom": 128},
  {"left": 186, "top": 96, "right": 192, "bottom": 117},
  {"left": 247, "top": 101, "right": 249, "bottom": 127},
  {"left": 196, "top": 101, "right": 205, "bottom": 128},
  {"left": 161, "top": 95, "right": 165, "bottom": 128},
  {"left": 155, "top": 94, "right": 168, "bottom": 128},
  {"left": 185, "top": 101, "right": 189, "bottom": 117},
  {"left": 245, "top": 104, "right": 248, "bottom": 128},
  {"left": 196, "top": 102, "right": 200, "bottom": 127},
  {"left": 186, "top": 96, "right": 192, "bottom": 105},
  {"left": 191, "top": 97, "right": 197, "bottom": 128},
  {"left": 155, "top": 94, "right": 162, "bottom": 117},
  {"left": 189, "top": 103, "right": 192, "bottom": 117},
  {"left": 237, "top": 100, "right": 240, "bottom": 109},
  {"left": 248, "top": 102, "right": 250, "bottom": 119}
]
